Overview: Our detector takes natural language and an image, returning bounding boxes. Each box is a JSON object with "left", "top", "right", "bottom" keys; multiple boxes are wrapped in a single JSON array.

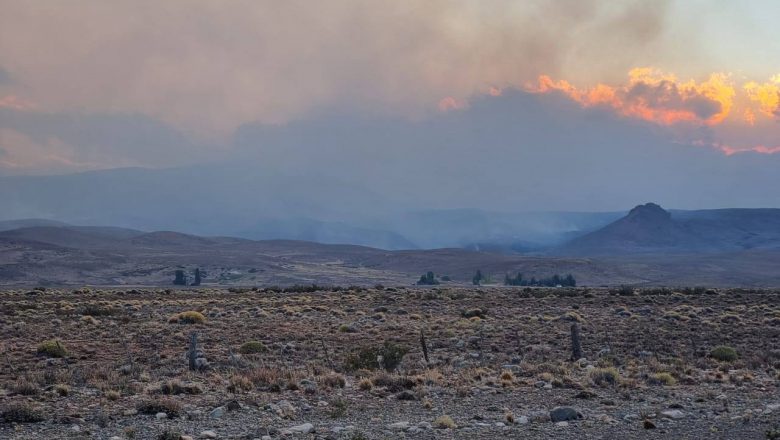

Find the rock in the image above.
[
  {"left": 225, "top": 400, "right": 241, "bottom": 411},
  {"left": 110, "top": 437, "right": 122, "bottom": 440},
  {"left": 550, "top": 407, "right": 582, "bottom": 422},
  {"left": 271, "top": 400, "right": 297, "bottom": 419},
  {"left": 396, "top": 391, "right": 416, "bottom": 401},
  {"left": 123, "top": 409, "right": 138, "bottom": 416},
  {"left": 529, "top": 411, "right": 551, "bottom": 423},
  {"left": 516, "top": 416, "right": 529, "bottom": 425},
  {"left": 661, "top": 410, "right": 685, "bottom": 420},
  {"left": 555, "top": 421, "right": 569, "bottom": 427},
  {"left": 574, "top": 390, "right": 596, "bottom": 399},
  {"left": 287, "top": 423, "right": 314, "bottom": 434},
  {"left": 417, "top": 422, "right": 432, "bottom": 430},
  {"left": 181, "top": 437, "right": 194, "bottom": 440},
  {"left": 388, "top": 421, "right": 410, "bottom": 430},
  {"left": 155, "top": 412, "right": 168, "bottom": 420},
  {"left": 200, "top": 430, "right": 217, "bottom": 439},
  {"left": 209, "top": 406, "right": 226, "bottom": 419}
]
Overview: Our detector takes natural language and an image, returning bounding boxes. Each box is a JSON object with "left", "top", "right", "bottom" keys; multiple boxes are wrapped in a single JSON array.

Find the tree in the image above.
[
  {"left": 192, "top": 268, "right": 202, "bottom": 286},
  {"left": 173, "top": 270, "right": 187, "bottom": 286},
  {"left": 472, "top": 270, "right": 483, "bottom": 286},
  {"left": 417, "top": 271, "right": 439, "bottom": 285}
]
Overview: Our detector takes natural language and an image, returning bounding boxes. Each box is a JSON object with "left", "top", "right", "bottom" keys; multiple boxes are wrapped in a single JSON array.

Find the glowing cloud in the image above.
[
  {"left": 528, "top": 68, "right": 734, "bottom": 125},
  {"left": 744, "top": 76, "right": 780, "bottom": 117}
]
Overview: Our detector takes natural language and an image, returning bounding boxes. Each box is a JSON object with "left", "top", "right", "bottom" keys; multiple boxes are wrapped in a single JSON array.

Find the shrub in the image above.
[
  {"left": 647, "top": 372, "right": 676, "bottom": 386},
  {"left": 136, "top": 398, "right": 182, "bottom": 417},
  {"left": 37, "top": 340, "right": 67, "bottom": 358},
  {"left": 611, "top": 285, "right": 635, "bottom": 296},
  {"left": 588, "top": 367, "right": 620, "bottom": 387},
  {"left": 710, "top": 346, "right": 738, "bottom": 362},
  {"left": 158, "top": 431, "right": 182, "bottom": 440},
  {"left": 54, "top": 384, "right": 70, "bottom": 397},
  {"left": 345, "top": 342, "right": 409, "bottom": 372},
  {"left": 168, "top": 311, "right": 205, "bottom": 324},
  {"left": 320, "top": 373, "right": 346, "bottom": 389},
  {"left": 461, "top": 308, "right": 486, "bottom": 319},
  {"left": 434, "top": 415, "right": 457, "bottom": 429},
  {"left": 238, "top": 341, "right": 267, "bottom": 354},
  {"left": 159, "top": 380, "right": 202, "bottom": 395},
  {"left": 358, "top": 378, "right": 373, "bottom": 391},
  {"left": 11, "top": 377, "right": 39, "bottom": 396},
  {"left": 1, "top": 404, "right": 45, "bottom": 423}
]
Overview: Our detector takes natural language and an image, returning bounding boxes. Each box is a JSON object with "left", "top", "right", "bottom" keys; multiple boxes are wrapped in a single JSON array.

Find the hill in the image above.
[
  {"left": 2, "top": 223, "right": 780, "bottom": 287},
  {"left": 556, "top": 203, "right": 780, "bottom": 256}
]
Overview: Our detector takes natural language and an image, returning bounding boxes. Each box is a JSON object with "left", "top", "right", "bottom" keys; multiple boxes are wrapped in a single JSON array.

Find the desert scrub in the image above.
[
  {"left": 136, "top": 398, "right": 181, "bottom": 417},
  {"left": 345, "top": 341, "right": 409, "bottom": 371},
  {"left": 588, "top": 367, "right": 620, "bottom": 387},
  {"left": 238, "top": 341, "right": 267, "bottom": 354},
  {"left": 357, "top": 378, "right": 373, "bottom": 391},
  {"left": 319, "top": 373, "right": 346, "bottom": 389},
  {"left": 647, "top": 372, "right": 677, "bottom": 386},
  {"left": 434, "top": 415, "right": 457, "bottom": 429},
  {"left": 461, "top": 308, "right": 487, "bottom": 319},
  {"left": 10, "top": 377, "right": 40, "bottom": 395},
  {"left": 1, "top": 403, "right": 45, "bottom": 423},
  {"left": 37, "top": 339, "right": 67, "bottom": 358},
  {"left": 168, "top": 311, "right": 205, "bottom": 324},
  {"left": 710, "top": 345, "right": 738, "bottom": 362}
]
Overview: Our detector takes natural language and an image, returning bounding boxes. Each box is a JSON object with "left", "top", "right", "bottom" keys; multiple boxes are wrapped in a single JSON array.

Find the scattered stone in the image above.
[
  {"left": 661, "top": 410, "right": 686, "bottom": 420},
  {"left": 287, "top": 423, "right": 314, "bottom": 434},
  {"left": 550, "top": 407, "right": 582, "bottom": 422},
  {"left": 388, "top": 421, "right": 410, "bottom": 430},
  {"left": 200, "top": 430, "right": 217, "bottom": 439},
  {"left": 209, "top": 406, "right": 225, "bottom": 419}
]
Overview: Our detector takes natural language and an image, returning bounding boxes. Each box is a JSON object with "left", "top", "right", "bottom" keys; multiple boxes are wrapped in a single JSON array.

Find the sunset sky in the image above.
[{"left": 1, "top": 0, "right": 779, "bottom": 209}]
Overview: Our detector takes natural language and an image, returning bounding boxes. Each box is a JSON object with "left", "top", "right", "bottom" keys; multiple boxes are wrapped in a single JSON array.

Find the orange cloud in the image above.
[
  {"left": 744, "top": 76, "right": 780, "bottom": 117},
  {"left": 438, "top": 96, "right": 467, "bottom": 112},
  {"left": 528, "top": 68, "right": 735, "bottom": 126},
  {"left": 0, "top": 95, "right": 34, "bottom": 110}
]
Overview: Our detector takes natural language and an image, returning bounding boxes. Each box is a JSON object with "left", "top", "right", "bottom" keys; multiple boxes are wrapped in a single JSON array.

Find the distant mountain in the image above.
[
  {"left": 2, "top": 222, "right": 780, "bottom": 286},
  {"left": 0, "top": 218, "right": 71, "bottom": 231},
  {"left": 556, "top": 203, "right": 780, "bottom": 255}
]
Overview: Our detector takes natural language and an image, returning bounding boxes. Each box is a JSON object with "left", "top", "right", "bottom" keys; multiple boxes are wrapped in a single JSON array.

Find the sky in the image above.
[{"left": 1, "top": 0, "right": 780, "bottom": 211}]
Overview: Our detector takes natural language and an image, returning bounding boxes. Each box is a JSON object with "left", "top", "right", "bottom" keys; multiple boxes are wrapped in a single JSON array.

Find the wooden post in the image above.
[
  {"left": 188, "top": 331, "right": 198, "bottom": 371},
  {"left": 420, "top": 329, "right": 430, "bottom": 366},
  {"left": 570, "top": 323, "right": 583, "bottom": 361}
]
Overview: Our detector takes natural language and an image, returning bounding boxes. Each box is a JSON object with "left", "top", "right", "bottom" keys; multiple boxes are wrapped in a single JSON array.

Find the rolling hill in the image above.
[{"left": 555, "top": 203, "right": 780, "bottom": 256}]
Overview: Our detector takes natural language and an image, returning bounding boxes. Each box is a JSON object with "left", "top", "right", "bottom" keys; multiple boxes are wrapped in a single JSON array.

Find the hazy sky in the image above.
[{"left": 1, "top": 0, "right": 779, "bottom": 209}]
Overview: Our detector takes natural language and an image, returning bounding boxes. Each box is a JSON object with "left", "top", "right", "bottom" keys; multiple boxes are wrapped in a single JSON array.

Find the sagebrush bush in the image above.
[
  {"left": 238, "top": 341, "right": 267, "bottom": 354},
  {"left": 434, "top": 415, "right": 457, "bottom": 429},
  {"left": 37, "top": 340, "right": 67, "bottom": 358},
  {"left": 647, "top": 372, "right": 676, "bottom": 386},
  {"left": 136, "top": 398, "right": 181, "bottom": 417},
  {"left": 588, "top": 367, "right": 620, "bottom": 387},
  {"left": 710, "top": 345, "right": 738, "bottom": 362},
  {"left": 345, "top": 342, "right": 409, "bottom": 371},
  {"left": 168, "top": 311, "right": 205, "bottom": 324},
  {"left": 1, "top": 403, "right": 45, "bottom": 423}
]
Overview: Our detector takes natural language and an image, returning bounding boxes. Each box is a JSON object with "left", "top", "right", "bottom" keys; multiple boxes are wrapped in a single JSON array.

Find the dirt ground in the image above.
[{"left": 1, "top": 286, "right": 778, "bottom": 439}]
